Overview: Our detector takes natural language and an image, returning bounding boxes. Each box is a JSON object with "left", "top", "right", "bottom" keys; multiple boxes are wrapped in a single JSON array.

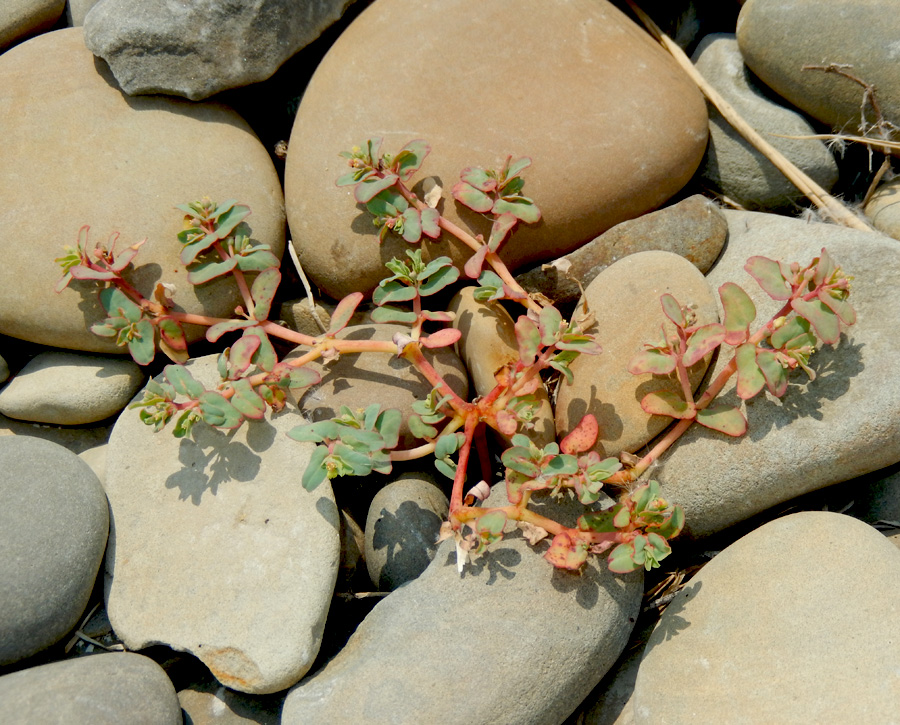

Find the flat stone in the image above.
[
  {"left": 104, "top": 355, "right": 340, "bottom": 694},
  {"left": 0, "top": 0, "right": 63, "bottom": 50},
  {"left": 285, "top": 0, "right": 707, "bottom": 299},
  {"left": 555, "top": 251, "right": 719, "bottom": 457},
  {"left": 632, "top": 512, "right": 900, "bottom": 723},
  {"left": 449, "top": 287, "right": 555, "bottom": 447},
  {"left": 290, "top": 323, "right": 468, "bottom": 448},
  {"left": 0, "top": 412, "right": 112, "bottom": 454},
  {"left": 864, "top": 176, "right": 900, "bottom": 241},
  {"left": 365, "top": 472, "right": 449, "bottom": 590},
  {"left": 283, "top": 486, "right": 643, "bottom": 724},
  {"left": 0, "top": 351, "right": 145, "bottom": 425},
  {"left": 0, "top": 437, "right": 108, "bottom": 665},
  {"left": 0, "top": 652, "right": 181, "bottom": 724},
  {"left": 656, "top": 210, "right": 900, "bottom": 537},
  {"left": 692, "top": 34, "right": 839, "bottom": 210},
  {"left": 737, "top": 0, "right": 900, "bottom": 136},
  {"left": 516, "top": 195, "right": 727, "bottom": 307},
  {"left": 0, "top": 29, "right": 285, "bottom": 353}
]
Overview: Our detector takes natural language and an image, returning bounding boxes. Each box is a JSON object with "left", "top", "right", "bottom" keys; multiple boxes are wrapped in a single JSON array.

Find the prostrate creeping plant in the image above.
[{"left": 57, "top": 138, "right": 855, "bottom": 575}]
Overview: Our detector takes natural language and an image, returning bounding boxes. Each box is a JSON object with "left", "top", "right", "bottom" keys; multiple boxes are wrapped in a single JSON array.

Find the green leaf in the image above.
[
  {"left": 99, "top": 287, "right": 142, "bottom": 323},
  {"left": 228, "top": 334, "right": 260, "bottom": 376},
  {"left": 501, "top": 449, "right": 541, "bottom": 478},
  {"left": 408, "top": 414, "right": 438, "bottom": 439},
  {"left": 400, "top": 208, "right": 422, "bottom": 243},
  {"left": 392, "top": 140, "right": 430, "bottom": 181},
  {"left": 459, "top": 167, "right": 497, "bottom": 192},
  {"left": 213, "top": 203, "right": 250, "bottom": 240},
  {"left": 791, "top": 298, "right": 840, "bottom": 345},
  {"left": 287, "top": 420, "right": 341, "bottom": 443},
  {"left": 420, "top": 208, "right": 441, "bottom": 239},
  {"left": 198, "top": 391, "right": 243, "bottom": 429},
  {"left": 476, "top": 511, "right": 507, "bottom": 538},
  {"left": 373, "top": 280, "right": 417, "bottom": 306},
  {"left": 434, "top": 458, "right": 457, "bottom": 480},
  {"left": 578, "top": 508, "right": 618, "bottom": 533},
  {"left": 127, "top": 319, "right": 157, "bottom": 365},
  {"left": 735, "top": 343, "right": 765, "bottom": 400},
  {"left": 370, "top": 306, "right": 417, "bottom": 324},
  {"left": 653, "top": 505, "right": 685, "bottom": 539},
  {"left": 179, "top": 234, "right": 218, "bottom": 265},
  {"left": 366, "top": 189, "right": 406, "bottom": 217},
  {"left": 682, "top": 323, "right": 726, "bottom": 367},
  {"left": 640, "top": 391, "right": 694, "bottom": 419},
  {"left": 235, "top": 249, "right": 281, "bottom": 272},
  {"left": 451, "top": 182, "right": 493, "bottom": 213},
  {"left": 745, "top": 256, "right": 792, "bottom": 300},
  {"left": 230, "top": 379, "right": 267, "bottom": 419},
  {"left": 355, "top": 174, "right": 399, "bottom": 203},
  {"left": 242, "top": 327, "right": 276, "bottom": 372},
  {"left": 164, "top": 365, "right": 205, "bottom": 398},
  {"left": 538, "top": 305, "right": 562, "bottom": 346},
  {"left": 695, "top": 404, "right": 747, "bottom": 436},
  {"left": 628, "top": 349, "right": 676, "bottom": 376},
  {"left": 251, "top": 267, "right": 281, "bottom": 321},
  {"left": 719, "top": 282, "right": 756, "bottom": 345},
  {"left": 817, "top": 288, "right": 856, "bottom": 326},
  {"left": 301, "top": 446, "right": 329, "bottom": 491},
  {"left": 435, "top": 432, "right": 462, "bottom": 459},
  {"left": 187, "top": 257, "right": 238, "bottom": 285},
  {"left": 375, "top": 409, "right": 402, "bottom": 450},
  {"left": 607, "top": 541, "right": 640, "bottom": 574},
  {"left": 770, "top": 316, "right": 813, "bottom": 350},
  {"left": 756, "top": 349, "right": 787, "bottom": 397},
  {"left": 503, "top": 156, "right": 532, "bottom": 182},
  {"left": 660, "top": 294, "right": 685, "bottom": 327},
  {"left": 419, "top": 260, "right": 459, "bottom": 296},
  {"left": 491, "top": 196, "right": 541, "bottom": 224},
  {"left": 206, "top": 319, "right": 255, "bottom": 342}
]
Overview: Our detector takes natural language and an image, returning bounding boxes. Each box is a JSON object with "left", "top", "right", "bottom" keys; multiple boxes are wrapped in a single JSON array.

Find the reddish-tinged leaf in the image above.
[
  {"left": 451, "top": 181, "right": 493, "bottom": 213},
  {"left": 251, "top": 267, "right": 281, "bottom": 321},
  {"left": 491, "top": 196, "right": 541, "bottom": 224},
  {"left": 419, "top": 310, "right": 455, "bottom": 323},
  {"left": 817, "top": 289, "right": 856, "bottom": 325},
  {"left": 515, "top": 315, "right": 541, "bottom": 365},
  {"left": 640, "top": 391, "right": 694, "bottom": 419},
  {"left": 229, "top": 334, "right": 260, "bottom": 376},
  {"left": 464, "top": 245, "right": 490, "bottom": 279},
  {"left": 421, "top": 207, "right": 441, "bottom": 239},
  {"left": 813, "top": 247, "right": 835, "bottom": 286},
  {"left": 158, "top": 317, "right": 189, "bottom": 363},
  {"left": 791, "top": 298, "right": 840, "bottom": 344},
  {"left": 719, "top": 282, "right": 756, "bottom": 345},
  {"left": 660, "top": 294, "right": 685, "bottom": 327},
  {"left": 544, "top": 532, "right": 589, "bottom": 570},
  {"left": 538, "top": 305, "right": 563, "bottom": 346},
  {"left": 695, "top": 404, "right": 747, "bottom": 436},
  {"left": 735, "top": 343, "right": 765, "bottom": 400},
  {"left": 683, "top": 323, "right": 726, "bottom": 367},
  {"left": 328, "top": 292, "right": 364, "bottom": 335},
  {"left": 628, "top": 349, "right": 676, "bottom": 376},
  {"left": 212, "top": 203, "right": 250, "bottom": 240},
  {"left": 560, "top": 414, "right": 599, "bottom": 454},
  {"left": 109, "top": 239, "right": 147, "bottom": 273},
  {"left": 421, "top": 328, "right": 461, "bottom": 349},
  {"left": 756, "top": 349, "right": 788, "bottom": 397},
  {"left": 392, "top": 140, "right": 430, "bottom": 181},
  {"left": 488, "top": 213, "right": 518, "bottom": 251},
  {"left": 495, "top": 409, "right": 518, "bottom": 435},
  {"left": 206, "top": 319, "right": 255, "bottom": 342},
  {"left": 70, "top": 266, "right": 117, "bottom": 282},
  {"left": 230, "top": 379, "right": 266, "bottom": 420},
  {"left": 459, "top": 167, "right": 497, "bottom": 193},
  {"left": 745, "top": 256, "right": 792, "bottom": 300}
]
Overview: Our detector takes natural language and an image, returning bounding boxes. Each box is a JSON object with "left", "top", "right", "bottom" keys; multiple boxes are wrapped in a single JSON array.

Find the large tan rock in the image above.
[
  {"left": 0, "top": 29, "right": 285, "bottom": 354},
  {"left": 555, "top": 251, "right": 718, "bottom": 457},
  {"left": 285, "top": 0, "right": 708, "bottom": 300}
]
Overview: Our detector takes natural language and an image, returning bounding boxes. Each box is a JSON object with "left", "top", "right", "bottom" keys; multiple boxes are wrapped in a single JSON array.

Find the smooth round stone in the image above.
[
  {"left": 105, "top": 355, "right": 340, "bottom": 694},
  {"left": 656, "top": 210, "right": 900, "bottom": 538},
  {"left": 291, "top": 323, "right": 469, "bottom": 448},
  {"left": 0, "top": 652, "right": 181, "bottom": 724},
  {"left": 365, "top": 473, "right": 449, "bottom": 591},
  {"left": 0, "top": 352, "right": 8, "bottom": 384},
  {"left": 633, "top": 512, "right": 900, "bottom": 722},
  {"left": 555, "top": 251, "right": 718, "bottom": 456},
  {"left": 692, "top": 34, "right": 839, "bottom": 210},
  {"left": 0, "top": 351, "right": 145, "bottom": 425},
  {"left": 448, "top": 287, "right": 555, "bottom": 447},
  {"left": 864, "top": 176, "right": 900, "bottom": 241},
  {"left": 0, "top": 0, "right": 64, "bottom": 50},
  {"left": 0, "top": 28, "right": 285, "bottom": 353},
  {"left": 737, "top": 0, "right": 900, "bottom": 137},
  {"left": 285, "top": 0, "right": 708, "bottom": 299},
  {"left": 0, "top": 437, "right": 108, "bottom": 665},
  {"left": 516, "top": 195, "right": 727, "bottom": 307}
]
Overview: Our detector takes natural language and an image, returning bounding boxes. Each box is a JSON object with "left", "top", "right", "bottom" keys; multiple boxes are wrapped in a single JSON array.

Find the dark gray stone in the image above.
[
  {"left": 0, "top": 437, "right": 108, "bottom": 665},
  {"left": 516, "top": 195, "right": 727, "bottom": 307},
  {"left": 365, "top": 472, "right": 449, "bottom": 590},
  {"left": 0, "top": 652, "right": 181, "bottom": 724},
  {"left": 84, "top": 0, "right": 356, "bottom": 100}
]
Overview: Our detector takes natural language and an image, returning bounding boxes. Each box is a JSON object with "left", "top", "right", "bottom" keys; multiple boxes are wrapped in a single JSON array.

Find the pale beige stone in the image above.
[
  {"left": 0, "top": 0, "right": 64, "bottom": 50},
  {"left": 556, "top": 251, "right": 718, "bottom": 457},
  {"left": 0, "top": 29, "right": 285, "bottom": 353},
  {"left": 285, "top": 0, "right": 708, "bottom": 299}
]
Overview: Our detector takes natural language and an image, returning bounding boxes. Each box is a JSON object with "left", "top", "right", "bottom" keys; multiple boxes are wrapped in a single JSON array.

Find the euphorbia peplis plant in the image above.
[{"left": 55, "top": 138, "right": 855, "bottom": 577}]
